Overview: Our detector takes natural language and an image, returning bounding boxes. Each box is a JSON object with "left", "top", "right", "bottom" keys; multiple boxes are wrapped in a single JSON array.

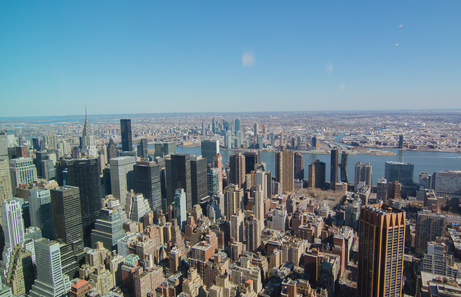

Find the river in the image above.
[{"left": 150, "top": 143, "right": 461, "bottom": 185}]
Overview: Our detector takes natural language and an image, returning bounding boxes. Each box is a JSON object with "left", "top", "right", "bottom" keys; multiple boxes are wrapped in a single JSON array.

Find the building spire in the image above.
[{"left": 82, "top": 106, "right": 91, "bottom": 138}]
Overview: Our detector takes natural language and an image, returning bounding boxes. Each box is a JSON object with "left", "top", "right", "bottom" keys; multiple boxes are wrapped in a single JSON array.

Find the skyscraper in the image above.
[
  {"left": 120, "top": 119, "right": 132, "bottom": 152},
  {"left": 357, "top": 204, "right": 405, "bottom": 297},
  {"left": 308, "top": 160, "right": 326, "bottom": 189},
  {"left": 110, "top": 156, "right": 136, "bottom": 207},
  {"left": 384, "top": 161, "right": 414, "bottom": 186},
  {"left": 0, "top": 158, "right": 12, "bottom": 206},
  {"left": 1, "top": 199, "right": 25, "bottom": 250},
  {"left": 340, "top": 152, "right": 348, "bottom": 183},
  {"left": 207, "top": 167, "right": 219, "bottom": 196},
  {"left": 229, "top": 153, "right": 245, "bottom": 189},
  {"left": 254, "top": 123, "right": 259, "bottom": 136},
  {"left": 294, "top": 152, "right": 304, "bottom": 180},
  {"left": 243, "top": 151, "right": 258, "bottom": 174},
  {"left": 28, "top": 188, "right": 54, "bottom": 240},
  {"left": 29, "top": 238, "right": 71, "bottom": 297},
  {"left": 201, "top": 140, "right": 220, "bottom": 164},
  {"left": 190, "top": 155, "right": 208, "bottom": 206},
  {"left": 224, "top": 184, "right": 244, "bottom": 221},
  {"left": 235, "top": 118, "right": 240, "bottom": 135},
  {"left": 133, "top": 161, "right": 161, "bottom": 212},
  {"left": 138, "top": 139, "right": 149, "bottom": 161},
  {"left": 80, "top": 107, "right": 97, "bottom": 157},
  {"left": 67, "top": 158, "right": 101, "bottom": 244},
  {"left": 376, "top": 177, "right": 388, "bottom": 200},
  {"left": 174, "top": 189, "right": 187, "bottom": 231},
  {"left": 213, "top": 153, "right": 223, "bottom": 194},
  {"left": 354, "top": 162, "right": 373, "bottom": 190},
  {"left": 106, "top": 138, "right": 117, "bottom": 161},
  {"left": 154, "top": 142, "right": 176, "bottom": 158},
  {"left": 50, "top": 186, "right": 84, "bottom": 252},
  {"left": 398, "top": 135, "right": 404, "bottom": 149},
  {"left": 9, "top": 157, "right": 37, "bottom": 196},
  {"left": 0, "top": 132, "right": 7, "bottom": 162},
  {"left": 330, "top": 149, "right": 339, "bottom": 189},
  {"left": 91, "top": 208, "right": 124, "bottom": 251},
  {"left": 415, "top": 211, "right": 446, "bottom": 254},
  {"left": 253, "top": 185, "right": 264, "bottom": 231},
  {"left": 166, "top": 154, "right": 192, "bottom": 211},
  {"left": 275, "top": 148, "right": 294, "bottom": 193},
  {"left": 245, "top": 214, "right": 261, "bottom": 252}
]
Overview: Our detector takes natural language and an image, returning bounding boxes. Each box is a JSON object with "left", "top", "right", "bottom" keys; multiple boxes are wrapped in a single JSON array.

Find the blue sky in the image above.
[{"left": 1, "top": 1, "right": 460, "bottom": 117}]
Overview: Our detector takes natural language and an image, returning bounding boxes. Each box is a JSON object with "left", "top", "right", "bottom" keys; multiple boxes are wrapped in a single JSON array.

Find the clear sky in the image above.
[{"left": 1, "top": 1, "right": 460, "bottom": 117}]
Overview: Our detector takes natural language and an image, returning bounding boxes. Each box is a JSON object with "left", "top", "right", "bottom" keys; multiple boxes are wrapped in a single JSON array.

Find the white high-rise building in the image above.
[
  {"left": 422, "top": 241, "right": 460, "bottom": 277},
  {"left": 0, "top": 198, "right": 25, "bottom": 280},
  {"left": 126, "top": 192, "right": 151, "bottom": 223},
  {"left": 9, "top": 157, "right": 37, "bottom": 196},
  {"left": 253, "top": 185, "right": 265, "bottom": 231},
  {"left": 110, "top": 156, "right": 136, "bottom": 207},
  {"left": 255, "top": 171, "right": 267, "bottom": 199},
  {"left": 272, "top": 207, "right": 287, "bottom": 232},
  {"left": 1, "top": 199, "right": 24, "bottom": 249},
  {"left": 29, "top": 238, "right": 71, "bottom": 297}
]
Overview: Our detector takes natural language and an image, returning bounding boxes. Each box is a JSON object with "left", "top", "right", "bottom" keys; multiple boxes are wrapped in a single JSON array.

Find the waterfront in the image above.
[{"left": 151, "top": 145, "right": 461, "bottom": 186}]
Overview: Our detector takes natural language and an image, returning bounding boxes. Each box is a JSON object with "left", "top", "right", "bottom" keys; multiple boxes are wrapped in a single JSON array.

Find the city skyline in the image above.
[{"left": 1, "top": 1, "right": 461, "bottom": 117}]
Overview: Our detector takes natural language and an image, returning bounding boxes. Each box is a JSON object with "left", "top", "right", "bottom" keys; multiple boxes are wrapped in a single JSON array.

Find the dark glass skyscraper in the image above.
[
  {"left": 384, "top": 161, "right": 414, "bottom": 186},
  {"left": 66, "top": 158, "right": 101, "bottom": 245},
  {"left": 330, "top": 149, "right": 339, "bottom": 189},
  {"left": 138, "top": 138, "right": 149, "bottom": 161},
  {"left": 166, "top": 154, "right": 192, "bottom": 211},
  {"left": 190, "top": 155, "right": 208, "bottom": 206},
  {"left": 120, "top": 119, "right": 132, "bottom": 152},
  {"left": 133, "top": 161, "right": 162, "bottom": 212},
  {"left": 200, "top": 140, "right": 219, "bottom": 164},
  {"left": 50, "top": 186, "right": 84, "bottom": 277},
  {"left": 243, "top": 151, "right": 258, "bottom": 174},
  {"left": 340, "top": 152, "right": 348, "bottom": 183}
]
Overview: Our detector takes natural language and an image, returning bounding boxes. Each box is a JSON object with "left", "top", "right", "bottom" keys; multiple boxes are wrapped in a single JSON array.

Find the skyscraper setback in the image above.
[
  {"left": 357, "top": 204, "right": 405, "bottom": 297},
  {"left": 120, "top": 119, "right": 132, "bottom": 151}
]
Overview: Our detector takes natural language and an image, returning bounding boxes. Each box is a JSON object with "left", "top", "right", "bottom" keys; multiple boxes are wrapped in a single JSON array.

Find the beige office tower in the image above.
[
  {"left": 275, "top": 148, "right": 294, "bottom": 193},
  {"left": 253, "top": 185, "right": 264, "bottom": 231},
  {"left": 224, "top": 184, "right": 244, "bottom": 221},
  {"left": 0, "top": 159, "right": 12, "bottom": 208},
  {"left": 357, "top": 204, "right": 405, "bottom": 297}
]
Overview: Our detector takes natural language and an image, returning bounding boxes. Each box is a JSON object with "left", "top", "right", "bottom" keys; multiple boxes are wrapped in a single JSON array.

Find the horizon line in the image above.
[{"left": 1, "top": 108, "right": 461, "bottom": 121}]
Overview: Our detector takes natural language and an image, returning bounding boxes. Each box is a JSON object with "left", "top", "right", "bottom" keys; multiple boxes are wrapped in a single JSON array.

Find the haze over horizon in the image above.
[{"left": 1, "top": 0, "right": 460, "bottom": 117}]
